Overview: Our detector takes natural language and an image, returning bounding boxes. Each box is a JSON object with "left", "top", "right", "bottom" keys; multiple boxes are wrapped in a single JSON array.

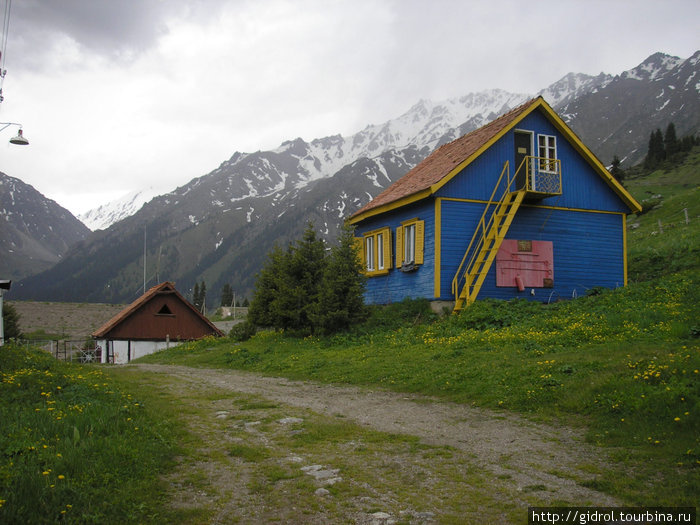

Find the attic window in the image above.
[
  {"left": 537, "top": 134, "right": 557, "bottom": 173},
  {"left": 156, "top": 304, "right": 174, "bottom": 316}
]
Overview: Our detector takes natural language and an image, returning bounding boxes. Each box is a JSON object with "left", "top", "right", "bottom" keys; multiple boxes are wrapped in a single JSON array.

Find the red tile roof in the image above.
[{"left": 349, "top": 97, "right": 539, "bottom": 221}]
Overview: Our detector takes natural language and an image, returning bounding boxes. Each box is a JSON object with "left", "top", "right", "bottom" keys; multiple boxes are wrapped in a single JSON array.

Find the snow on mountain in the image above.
[
  {"left": 77, "top": 51, "right": 699, "bottom": 233},
  {"left": 221, "top": 90, "right": 528, "bottom": 196},
  {"left": 537, "top": 72, "right": 613, "bottom": 107},
  {"left": 1, "top": 172, "right": 90, "bottom": 280},
  {"left": 83, "top": 88, "right": 531, "bottom": 231},
  {"left": 79, "top": 187, "right": 160, "bottom": 231},
  {"left": 622, "top": 52, "right": 685, "bottom": 81}
]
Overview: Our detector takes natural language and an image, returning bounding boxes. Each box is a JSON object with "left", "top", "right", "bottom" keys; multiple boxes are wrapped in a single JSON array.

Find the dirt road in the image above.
[{"left": 131, "top": 364, "right": 622, "bottom": 523}]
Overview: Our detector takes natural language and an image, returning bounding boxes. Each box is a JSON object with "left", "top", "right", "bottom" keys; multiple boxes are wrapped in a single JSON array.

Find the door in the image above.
[{"left": 514, "top": 131, "right": 532, "bottom": 190}]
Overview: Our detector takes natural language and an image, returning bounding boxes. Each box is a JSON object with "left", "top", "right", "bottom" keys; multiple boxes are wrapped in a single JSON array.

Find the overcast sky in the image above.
[{"left": 0, "top": 0, "right": 697, "bottom": 216}]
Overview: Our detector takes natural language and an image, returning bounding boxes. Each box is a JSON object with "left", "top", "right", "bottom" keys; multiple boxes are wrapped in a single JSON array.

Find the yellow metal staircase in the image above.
[{"left": 452, "top": 162, "right": 525, "bottom": 312}]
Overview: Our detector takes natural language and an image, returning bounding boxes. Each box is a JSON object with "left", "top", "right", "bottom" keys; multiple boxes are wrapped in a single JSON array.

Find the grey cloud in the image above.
[{"left": 8, "top": 0, "right": 226, "bottom": 69}]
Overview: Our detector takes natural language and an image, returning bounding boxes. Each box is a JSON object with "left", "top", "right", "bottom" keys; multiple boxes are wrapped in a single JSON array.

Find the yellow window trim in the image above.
[
  {"left": 362, "top": 227, "right": 392, "bottom": 277},
  {"left": 396, "top": 218, "right": 424, "bottom": 268}
]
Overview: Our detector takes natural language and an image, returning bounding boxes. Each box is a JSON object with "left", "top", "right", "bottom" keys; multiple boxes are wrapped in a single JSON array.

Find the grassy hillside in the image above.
[
  {"left": 137, "top": 148, "right": 700, "bottom": 506},
  {"left": 625, "top": 146, "right": 700, "bottom": 281}
]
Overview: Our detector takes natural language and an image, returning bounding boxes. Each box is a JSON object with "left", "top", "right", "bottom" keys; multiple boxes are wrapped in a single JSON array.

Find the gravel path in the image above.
[{"left": 134, "top": 363, "right": 621, "bottom": 514}]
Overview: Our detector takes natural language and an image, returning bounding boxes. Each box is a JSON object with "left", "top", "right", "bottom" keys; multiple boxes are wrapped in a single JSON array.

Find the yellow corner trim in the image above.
[{"left": 434, "top": 198, "right": 442, "bottom": 298}]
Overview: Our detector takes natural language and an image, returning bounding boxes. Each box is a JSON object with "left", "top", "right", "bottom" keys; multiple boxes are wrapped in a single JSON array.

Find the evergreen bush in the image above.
[{"left": 248, "top": 223, "right": 367, "bottom": 336}]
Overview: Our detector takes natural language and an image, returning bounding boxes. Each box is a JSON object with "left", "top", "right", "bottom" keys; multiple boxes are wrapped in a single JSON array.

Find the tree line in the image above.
[
  {"left": 610, "top": 122, "right": 699, "bottom": 183},
  {"left": 643, "top": 122, "right": 699, "bottom": 170}
]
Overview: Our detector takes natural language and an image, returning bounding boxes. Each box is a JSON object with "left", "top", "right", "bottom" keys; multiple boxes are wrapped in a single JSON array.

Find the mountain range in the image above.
[
  {"left": 5, "top": 51, "right": 699, "bottom": 305},
  {"left": 0, "top": 172, "right": 90, "bottom": 280}
]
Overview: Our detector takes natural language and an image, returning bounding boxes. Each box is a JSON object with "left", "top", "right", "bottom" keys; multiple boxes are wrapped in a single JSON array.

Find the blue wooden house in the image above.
[{"left": 348, "top": 97, "right": 641, "bottom": 311}]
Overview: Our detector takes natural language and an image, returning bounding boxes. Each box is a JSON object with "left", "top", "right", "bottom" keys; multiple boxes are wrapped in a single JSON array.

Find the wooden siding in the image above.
[
  {"left": 101, "top": 293, "right": 218, "bottom": 341},
  {"left": 436, "top": 111, "right": 629, "bottom": 213},
  {"left": 439, "top": 199, "right": 625, "bottom": 301},
  {"left": 354, "top": 200, "right": 435, "bottom": 305}
]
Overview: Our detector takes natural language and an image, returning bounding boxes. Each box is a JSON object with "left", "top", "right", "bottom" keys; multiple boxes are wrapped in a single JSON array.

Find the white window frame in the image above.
[
  {"left": 404, "top": 223, "right": 416, "bottom": 265},
  {"left": 376, "top": 232, "right": 385, "bottom": 270},
  {"left": 538, "top": 134, "right": 557, "bottom": 173},
  {"left": 365, "top": 236, "right": 375, "bottom": 272}
]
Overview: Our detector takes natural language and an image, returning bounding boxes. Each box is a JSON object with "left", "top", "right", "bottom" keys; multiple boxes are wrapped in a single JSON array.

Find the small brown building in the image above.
[{"left": 93, "top": 281, "right": 223, "bottom": 364}]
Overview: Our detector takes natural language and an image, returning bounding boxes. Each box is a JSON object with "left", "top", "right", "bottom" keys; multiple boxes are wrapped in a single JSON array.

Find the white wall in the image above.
[{"left": 97, "top": 339, "right": 182, "bottom": 364}]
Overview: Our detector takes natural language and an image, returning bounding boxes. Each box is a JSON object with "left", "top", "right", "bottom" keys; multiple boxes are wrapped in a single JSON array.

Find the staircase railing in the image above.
[
  {"left": 451, "top": 161, "right": 519, "bottom": 302},
  {"left": 450, "top": 155, "right": 561, "bottom": 310}
]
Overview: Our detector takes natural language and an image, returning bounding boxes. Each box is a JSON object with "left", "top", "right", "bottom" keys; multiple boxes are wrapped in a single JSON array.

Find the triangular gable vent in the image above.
[{"left": 157, "top": 304, "right": 173, "bottom": 315}]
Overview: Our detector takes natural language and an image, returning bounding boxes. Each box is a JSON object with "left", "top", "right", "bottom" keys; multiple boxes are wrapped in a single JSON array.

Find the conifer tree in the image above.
[
  {"left": 220, "top": 283, "right": 233, "bottom": 307},
  {"left": 313, "top": 224, "right": 367, "bottom": 334},
  {"left": 248, "top": 245, "right": 286, "bottom": 327},
  {"left": 271, "top": 223, "right": 327, "bottom": 333},
  {"left": 644, "top": 128, "right": 665, "bottom": 169},
  {"left": 2, "top": 303, "right": 22, "bottom": 340},
  {"left": 610, "top": 155, "right": 624, "bottom": 184},
  {"left": 664, "top": 122, "right": 678, "bottom": 157},
  {"left": 193, "top": 282, "right": 200, "bottom": 309},
  {"left": 248, "top": 223, "right": 367, "bottom": 336}
]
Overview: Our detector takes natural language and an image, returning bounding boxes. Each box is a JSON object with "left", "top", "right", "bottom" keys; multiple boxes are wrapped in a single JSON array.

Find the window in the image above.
[
  {"left": 377, "top": 232, "right": 385, "bottom": 270},
  {"left": 365, "top": 236, "right": 375, "bottom": 272},
  {"left": 538, "top": 134, "right": 557, "bottom": 172},
  {"left": 404, "top": 223, "right": 415, "bottom": 264},
  {"left": 396, "top": 218, "right": 424, "bottom": 269},
  {"left": 360, "top": 227, "right": 392, "bottom": 276}
]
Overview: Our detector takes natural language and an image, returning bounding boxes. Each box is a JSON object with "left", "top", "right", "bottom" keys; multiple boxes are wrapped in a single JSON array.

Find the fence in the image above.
[
  {"left": 17, "top": 339, "right": 102, "bottom": 363},
  {"left": 630, "top": 207, "right": 694, "bottom": 235}
]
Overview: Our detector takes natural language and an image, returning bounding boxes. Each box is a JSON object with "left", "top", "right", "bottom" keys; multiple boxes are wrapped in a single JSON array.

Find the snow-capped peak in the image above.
[{"left": 79, "top": 187, "right": 160, "bottom": 231}]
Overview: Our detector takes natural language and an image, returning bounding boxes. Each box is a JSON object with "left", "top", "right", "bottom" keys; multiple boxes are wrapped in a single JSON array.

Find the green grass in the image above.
[
  {"left": 625, "top": 146, "right": 700, "bottom": 281},
  {"left": 139, "top": 268, "right": 700, "bottom": 505},
  {"left": 0, "top": 345, "right": 183, "bottom": 524}
]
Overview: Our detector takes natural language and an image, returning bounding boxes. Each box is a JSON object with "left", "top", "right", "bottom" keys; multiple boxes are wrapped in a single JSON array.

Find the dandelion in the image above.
[
  {"left": 58, "top": 475, "right": 65, "bottom": 480},
  {"left": 674, "top": 417, "right": 681, "bottom": 422}
]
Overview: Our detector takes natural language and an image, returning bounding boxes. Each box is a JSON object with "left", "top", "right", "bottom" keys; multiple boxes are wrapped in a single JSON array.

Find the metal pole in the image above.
[
  {"left": 143, "top": 226, "right": 147, "bottom": 293},
  {"left": 0, "top": 289, "right": 4, "bottom": 346}
]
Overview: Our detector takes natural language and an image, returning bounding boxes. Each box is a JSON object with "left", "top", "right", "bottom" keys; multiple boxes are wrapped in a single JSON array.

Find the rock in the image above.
[
  {"left": 301, "top": 464, "right": 324, "bottom": 472},
  {"left": 215, "top": 411, "right": 229, "bottom": 419},
  {"left": 370, "top": 511, "right": 395, "bottom": 524},
  {"left": 314, "top": 488, "right": 330, "bottom": 497},
  {"left": 301, "top": 464, "right": 342, "bottom": 485},
  {"left": 278, "top": 417, "right": 303, "bottom": 425}
]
